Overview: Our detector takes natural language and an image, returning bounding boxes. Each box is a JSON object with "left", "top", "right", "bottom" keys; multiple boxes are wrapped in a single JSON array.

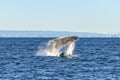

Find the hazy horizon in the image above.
[
  {"left": 0, "top": 30, "right": 114, "bottom": 34},
  {"left": 0, "top": 0, "right": 120, "bottom": 34},
  {"left": 0, "top": 30, "right": 110, "bottom": 37}
]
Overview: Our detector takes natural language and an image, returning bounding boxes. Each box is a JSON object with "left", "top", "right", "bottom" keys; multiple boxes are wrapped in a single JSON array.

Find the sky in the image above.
[{"left": 0, "top": 0, "right": 120, "bottom": 34}]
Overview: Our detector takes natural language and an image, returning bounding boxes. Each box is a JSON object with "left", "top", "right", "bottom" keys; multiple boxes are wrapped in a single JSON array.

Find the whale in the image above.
[{"left": 45, "top": 36, "right": 78, "bottom": 58}]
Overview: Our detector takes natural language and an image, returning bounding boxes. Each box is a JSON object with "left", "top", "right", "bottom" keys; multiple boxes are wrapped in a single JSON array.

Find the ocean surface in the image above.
[{"left": 0, "top": 38, "right": 120, "bottom": 80}]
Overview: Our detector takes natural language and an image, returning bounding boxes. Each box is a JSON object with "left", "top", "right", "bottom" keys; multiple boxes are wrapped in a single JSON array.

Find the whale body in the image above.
[{"left": 45, "top": 36, "right": 78, "bottom": 58}]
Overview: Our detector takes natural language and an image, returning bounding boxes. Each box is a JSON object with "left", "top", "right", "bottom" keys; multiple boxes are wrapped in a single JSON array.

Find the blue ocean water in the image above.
[{"left": 0, "top": 38, "right": 120, "bottom": 80}]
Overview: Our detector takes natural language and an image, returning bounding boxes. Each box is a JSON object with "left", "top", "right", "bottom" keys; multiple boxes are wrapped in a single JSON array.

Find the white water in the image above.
[
  {"left": 65, "top": 41, "right": 75, "bottom": 57},
  {"left": 45, "top": 40, "right": 75, "bottom": 57},
  {"left": 36, "top": 36, "right": 77, "bottom": 57},
  {"left": 44, "top": 41, "right": 60, "bottom": 56},
  {"left": 35, "top": 42, "right": 47, "bottom": 56}
]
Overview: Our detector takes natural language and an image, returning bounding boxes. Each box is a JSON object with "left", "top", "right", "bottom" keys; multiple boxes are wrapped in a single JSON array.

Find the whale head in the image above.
[{"left": 71, "top": 36, "right": 78, "bottom": 40}]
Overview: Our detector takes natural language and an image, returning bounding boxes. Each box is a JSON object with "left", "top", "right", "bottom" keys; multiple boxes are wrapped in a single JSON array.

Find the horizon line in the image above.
[{"left": 0, "top": 30, "right": 114, "bottom": 34}]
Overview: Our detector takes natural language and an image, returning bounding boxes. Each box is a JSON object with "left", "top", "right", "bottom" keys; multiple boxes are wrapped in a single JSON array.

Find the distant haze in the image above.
[
  {"left": 0, "top": 0, "right": 120, "bottom": 34},
  {"left": 0, "top": 31, "right": 110, "bottom": 37}
]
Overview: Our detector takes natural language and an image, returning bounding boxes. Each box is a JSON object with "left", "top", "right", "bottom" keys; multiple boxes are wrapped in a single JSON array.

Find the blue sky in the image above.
[{"left": 0, "top": 0, "right": 120, "bottom": 33}]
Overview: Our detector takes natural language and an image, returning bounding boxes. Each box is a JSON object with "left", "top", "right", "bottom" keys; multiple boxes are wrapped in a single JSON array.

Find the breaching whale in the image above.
[{"left": 45, "top": 36, "right": 78, "bottom": 58}]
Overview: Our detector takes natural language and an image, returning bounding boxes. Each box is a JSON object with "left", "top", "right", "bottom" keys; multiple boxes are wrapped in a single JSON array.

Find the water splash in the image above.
[
  {"left": 44, "top": 37, "right": 77, "bottom": 58},
  {"left": 65, "top": 41, "right": 75, "bottom": 58},
  {"left": 44, "top": 40, "right": 60, "bottom": 56},
  {"left": 35, "top": 42, "right": 47, "bottom": 56},
  {"left": 36, "top": 36, "right": 78, "bottom": 58}
]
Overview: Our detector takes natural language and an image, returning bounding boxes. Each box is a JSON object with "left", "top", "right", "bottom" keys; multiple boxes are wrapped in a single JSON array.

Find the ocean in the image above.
[{"left": 0, "top": 38, "right": 120, "bottom": 80}]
